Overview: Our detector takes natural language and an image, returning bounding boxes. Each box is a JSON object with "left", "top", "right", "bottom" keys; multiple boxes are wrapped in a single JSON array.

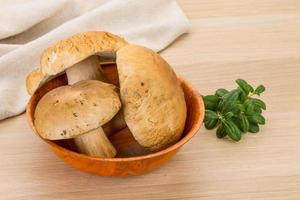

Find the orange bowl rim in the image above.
[{"left": 26, "top": 76, "right": 205, "bottom": 162}]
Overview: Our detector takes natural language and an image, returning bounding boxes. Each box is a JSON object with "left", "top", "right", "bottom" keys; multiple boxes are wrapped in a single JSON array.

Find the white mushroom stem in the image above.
[
  {"left": 66, "top": 55, "right": 116, "bottom": 157},
  {"left": 74, "top": 128, "right": 116, "bottom": 157},
  {"left": 103, "top": 111, "right": 126, "bottom": 136},
  {"left": 66, "top": 55, "right": 106, "bottom": 85}
]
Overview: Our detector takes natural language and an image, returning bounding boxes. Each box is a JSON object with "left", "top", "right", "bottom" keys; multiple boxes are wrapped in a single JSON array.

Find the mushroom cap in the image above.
[
  {"left": 34, "top": 80, "right": 121, "bottom": 140},
  {"left": 41, "top": 32, "right": 127, "bottom": 75},
  {"left": 116, "top": 45, "right": 187, "bottom": 150},
  {"left": 26, "top": 68, "right": 47, "bottom": 95},
  {"left": 26, "top": 32, "right": 127, "bottom": 95},
  {"left": 25, "top": 68, "right": 57, "bottom": 95}
]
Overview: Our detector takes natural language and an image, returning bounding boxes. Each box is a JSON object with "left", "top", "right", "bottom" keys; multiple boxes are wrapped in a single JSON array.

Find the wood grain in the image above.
[{"left": 1, "top": 0, "right": 300, "bottom": 199}]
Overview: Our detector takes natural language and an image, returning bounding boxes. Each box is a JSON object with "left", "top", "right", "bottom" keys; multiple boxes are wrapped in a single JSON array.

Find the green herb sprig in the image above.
[{"left": 203, "top": 79, "right": 266, "bottom": 141}]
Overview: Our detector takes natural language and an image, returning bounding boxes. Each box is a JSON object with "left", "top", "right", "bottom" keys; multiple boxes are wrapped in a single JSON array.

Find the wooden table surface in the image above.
[{"left": 1, "top": 0, "right": 300, "bottom": 199}]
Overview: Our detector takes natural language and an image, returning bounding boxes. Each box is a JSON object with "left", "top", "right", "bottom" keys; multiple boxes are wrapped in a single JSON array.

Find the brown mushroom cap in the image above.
[
  {"left": 116, "top": 45, "right": 187, "bottom": 150},
  {"left": 26, "top": 32, "right": 128, "bottom": 95},
  {"left": 41, "top": 32, "right": 127, "bottom": 75},
  {"left": 34, "top": 80, "right": 121, "bottom": 140},
  {"left": 26, "top": 68, "right": 48, "bottom": 95}
]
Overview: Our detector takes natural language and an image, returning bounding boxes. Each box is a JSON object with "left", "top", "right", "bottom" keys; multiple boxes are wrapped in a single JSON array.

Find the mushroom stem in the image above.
[
  {"left": 66, "top": 55, "right": 106, "bottom": 85},
  {"left": 74, "top": 127, "right": 116, "bottom": 157},
  {"left": 65, "top": 55, "right": 116, "bottom": 157},
  {"left": 103, "top": 110, "right": 126, "bottom": 136}
]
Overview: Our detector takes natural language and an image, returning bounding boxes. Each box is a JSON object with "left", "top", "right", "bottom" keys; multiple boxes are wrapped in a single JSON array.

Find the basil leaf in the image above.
[
  {"left": 256, "top": 114, "right": 265, "bottom": 125},
  {"left": 205, "top": 110, "right": 219, "bottom": 121},
  {"left": 236, "top": 79, "right": 254, "bottom": 94},
  {"left": 247, "top": 114, "right": 265, "bottom": 125},
  {"left": 224, "top": 112, "right": 234, "bottom": 119},
  {"left": 215, "top": 88, "right": 228, "bottom": 97},
  {"left": 204, "top": 95, "right": 219, "bottom": 110},
  {"left": 224, "top": 119, "right": 241, "bottom": 141},
  {"left": 237, "top": 103, "right": 245, "bottom": 112},
  {"left": 237, "top": 114, "right": 249, "bottom": 133},
  {"left": 252, "top": 98, "right": 266, "bottom": 110},
  {"left": 205, "top": 119, "right": 219, "bottom": 129},
  {"left": 245, "top": 99, "right": 255, "bottom": 115},
  {"left": 216, "top": 124, "right": 227, "bottom": 138},
  {"left": 254, "top": 105, "right": 262, "bottom": 114},
  {"left": 219, "top": 89, "right": 240, "bottom": 113},
  {"left": 249, "top": 123, "right": 259, "bottom": 133},
  {"left": 254, "top": 85, "right": 266, "bottom": 95},
  {"left": 239, "top": 90, "right": 247, "bottom": 102},
  {"left": 236, "top": 79, "right": 248, "bottom": 89}
]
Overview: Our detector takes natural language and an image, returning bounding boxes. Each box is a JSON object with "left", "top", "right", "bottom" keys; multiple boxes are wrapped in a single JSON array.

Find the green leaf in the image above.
[
  {"left": 236, "top": 79, "right": 248, "bottom": 88},
  {"left": 247, "top": 114, "right": 265, "bottom": 125},
  {"left": 236, "top": 79, "right": 254, "bottom": 94},
  {"left": 224, "top": 119, "right": 241, "bottom": 141},
  {"left": 237, "top": 104, "right": 245, "bottom": 112},
  {"left": 216, "top": 124, "right": 227, "bottom": 138},
  {"left": 215, "top": 88, "right": 229, "bottom": 97},
  {"left": 205, "top": 119, "right": 219, "bottom": 129},
  {"left": 257, "top": 114, "right": 266, "bottom": 125},
  {"left": 204, "top": 95, "right": 219, "bottom": 110},
  {"left": 254, "top": 105, "right": 262, "bottom": 114},
  {"left": 244, "top": 99, "right": 255, "bottom": 115},
  {"left": 252, "top": 98, "right": 266, "bottom": 110},
  {"left": 231, "top": 106, "right": 240, "bottom": 114},
  {"left": 249, "top": 123, "right": 259, "bottom": 133},
  {"left": 224, "top": 112, "right": 234, "bottom": 119},
  {"left": 219, "top": 89, "right": 240, "bottom": 113},
  {"left": 203, "top": 79, "right": 266, "bottom": 141},
  {"left": 205, "top": 110, "right": 219, "bottom": 121},
  {"left": 254, "top": 85, "right": 266, "bottom": 95},
  {"left": 237, "top": 114, "right": 249, "bottom": 133},
  {"left": 239, "top": 90, "right": 247, "bottom": 102}
]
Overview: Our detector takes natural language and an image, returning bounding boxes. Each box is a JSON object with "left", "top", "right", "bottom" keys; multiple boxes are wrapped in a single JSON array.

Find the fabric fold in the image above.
[{"left": 0, "top": 0, "right": 189, "bottom": 120}]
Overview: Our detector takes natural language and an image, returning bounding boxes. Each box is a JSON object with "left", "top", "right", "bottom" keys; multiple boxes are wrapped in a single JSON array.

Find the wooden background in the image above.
[{"left": 0, "top": 0, "right": 300, "bottom": 199}]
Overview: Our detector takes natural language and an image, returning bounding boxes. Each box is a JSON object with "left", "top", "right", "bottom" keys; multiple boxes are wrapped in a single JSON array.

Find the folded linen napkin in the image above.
[{"left": 0, "top": 0, "right": 189, "bottom": 120}]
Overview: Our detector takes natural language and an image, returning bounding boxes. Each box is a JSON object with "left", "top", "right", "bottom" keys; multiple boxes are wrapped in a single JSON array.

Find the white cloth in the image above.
[{"left": 0, "top": 0, "right": 189, "bottom": 120}]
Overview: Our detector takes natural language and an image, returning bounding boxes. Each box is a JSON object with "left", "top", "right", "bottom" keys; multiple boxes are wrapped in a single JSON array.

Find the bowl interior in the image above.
[{"left": 27, "top": 64, "right": 204, "bottom": 159}]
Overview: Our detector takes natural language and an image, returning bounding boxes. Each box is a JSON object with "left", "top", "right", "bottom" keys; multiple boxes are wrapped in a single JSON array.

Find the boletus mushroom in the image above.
[
  {"left": 26, "top": 32, "right": 128, "bottom": 157},
  {"left": 26, "top": 32, "right": 127, "bottom": 95},
  {"left": 116, "top": 45, "right": 187, "bottom": 151},
  {"left": 34, "top": 80, "right": 121, "bottom": 157}
]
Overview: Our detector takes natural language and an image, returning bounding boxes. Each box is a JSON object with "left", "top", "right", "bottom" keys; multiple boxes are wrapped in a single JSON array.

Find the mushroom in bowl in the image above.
[
  {"left": 26, "top": 32, "right": 205, "bottom": 176},
  {"left": 26, "top": 32, "right": 127, "bottom": 157},
  {"left": 116, "top": 45, "right": 187, "bottom": 151},
  {"left": 34, "top": 80, "right": 121, "bottom": 157}
]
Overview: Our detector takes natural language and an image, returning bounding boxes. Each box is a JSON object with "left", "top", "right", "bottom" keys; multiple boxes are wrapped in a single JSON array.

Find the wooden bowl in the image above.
[{"left": 26, "top": 65, "right": 205, "bottom": 176}]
